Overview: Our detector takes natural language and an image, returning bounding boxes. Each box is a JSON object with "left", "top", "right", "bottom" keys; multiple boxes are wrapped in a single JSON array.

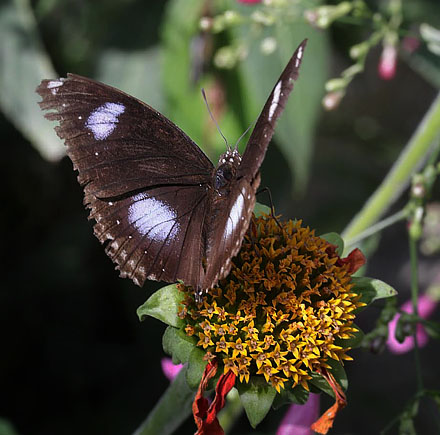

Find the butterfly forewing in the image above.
[
  {"left": 37, "top": 74, "right": 214, "bottom": 290},
  {"left": 238, "top": 39, "right": 307, "bottom": 181},
  {"left": 37, "top": 74, "right": 214, "bottom": 198}
]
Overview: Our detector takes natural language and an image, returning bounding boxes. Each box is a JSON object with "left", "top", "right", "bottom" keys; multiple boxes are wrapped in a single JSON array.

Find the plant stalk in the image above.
[
  {"left": 342, "top": 92, "right": 440, "bottom": 241},
  {"left": 133, "top": 366, "right": 194, "bottom": 435}
]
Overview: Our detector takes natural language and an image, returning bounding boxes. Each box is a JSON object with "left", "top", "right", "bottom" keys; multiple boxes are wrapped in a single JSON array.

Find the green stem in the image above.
[
  {"left": 133, "top": 366, "right": 194, "bottom": 435},
  {"left": 344, "top": 208, "right": 408, "bottom": 249},
  {"left": 342, "top": 92, "right": 440, "bottom": 241},
  {"left": 409, "top": 236, "right": 423, "bottom": 392}
]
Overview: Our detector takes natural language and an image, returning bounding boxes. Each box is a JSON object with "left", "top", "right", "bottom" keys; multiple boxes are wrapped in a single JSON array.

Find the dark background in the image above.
[{"left": 1, "top": 0, "right": 440, "bottom": 434}]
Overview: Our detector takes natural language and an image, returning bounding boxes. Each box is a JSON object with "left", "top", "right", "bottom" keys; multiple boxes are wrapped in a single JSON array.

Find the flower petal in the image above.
[
  {"left": 193, "top": 358, "right": 237, "bottom": 435},
  {"left": 387, "top": 294, "right": 438, "bottom": 354},
  {"left": 193, "top": 360, "right": 218, "bottom": 434},
  {"left": 277, "top": 393, "right": 320, "bottom": 435},
  {"left": 161, "top": 358, "right": 183, "bottom": 381},
  {"left": 311, "top": 369, "right": 346, "bottom": 435},
  {"left": 339, "top": 248, "right": 366, "bottom": 274}
]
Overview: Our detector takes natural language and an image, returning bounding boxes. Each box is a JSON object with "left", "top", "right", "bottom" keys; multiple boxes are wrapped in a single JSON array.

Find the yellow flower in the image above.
[{"left": 179, "top": 215, "right": 365, "bottom": 392}]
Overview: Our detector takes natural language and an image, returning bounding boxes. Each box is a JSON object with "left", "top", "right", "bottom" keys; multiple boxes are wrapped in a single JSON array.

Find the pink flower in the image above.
[
  {"left": 402, "top": 36, "right": 420, "bottom": 54},
  {"left": 322, "top": 91, "right": 344, "bottom": 111},
  {"left": 387, "top": 294, "right": 438, "bottom": 354},
  {"left": 161, "top": 358, "right": 183, "bottom": 381},
  {"left": 277, "top": 393, "right": 320, "bottom": 435},
  {"left": 378, "top": 44, "right": 397, "bottom": 80}
]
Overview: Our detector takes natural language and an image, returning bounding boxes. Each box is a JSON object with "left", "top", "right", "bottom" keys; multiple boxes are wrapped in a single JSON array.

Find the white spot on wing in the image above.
[
  {"left": 224, "top": 194, "right": 244, "bottom": 239},
  {"left": 268, "top": 80, "right": 282, "bottom": 121},
  {"left": 85, "top": 102, "right": 125, "bottom": 140},
  {"left": 47, "top": 79, "right": 64, "bottom": 95},
  {"left": 47, "top": 80, "right": 64, "bottom": 89},
  {"left": 128, "top": 193, "right": 180, "bottom": 243}
]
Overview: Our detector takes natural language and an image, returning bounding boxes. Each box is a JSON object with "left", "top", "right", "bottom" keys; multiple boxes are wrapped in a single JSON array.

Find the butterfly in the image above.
[{"left": 37, "top": 39, "right": 307, "bottom": 301}]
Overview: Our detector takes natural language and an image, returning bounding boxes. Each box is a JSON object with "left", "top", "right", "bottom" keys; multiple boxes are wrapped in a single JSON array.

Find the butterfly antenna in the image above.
[
  {"left": 201, "top": 88, "right": 229, "bottom": 150},
  {"left": 234, "top": 122, "right": 255, "bottom": 150}
]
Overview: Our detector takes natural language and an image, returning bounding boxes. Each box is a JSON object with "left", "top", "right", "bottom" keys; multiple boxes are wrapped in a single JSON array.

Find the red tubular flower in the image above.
[
  {"left": 193, "top": 358, "right": 237, "bottom": 435},
  {"left": 310, "top": 368, "right": 347, "bottom": 435}
]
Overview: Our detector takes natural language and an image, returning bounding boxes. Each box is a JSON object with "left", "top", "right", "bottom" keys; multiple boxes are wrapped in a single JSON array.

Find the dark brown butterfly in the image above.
[{"left": 37, "top": 39, "right": 307, "bottom": 301}]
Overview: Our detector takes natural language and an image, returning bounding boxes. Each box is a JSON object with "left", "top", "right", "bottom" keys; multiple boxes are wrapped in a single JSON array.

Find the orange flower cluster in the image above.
[{"left": 179, "top": 216, "right": 364, "bottom": 392}]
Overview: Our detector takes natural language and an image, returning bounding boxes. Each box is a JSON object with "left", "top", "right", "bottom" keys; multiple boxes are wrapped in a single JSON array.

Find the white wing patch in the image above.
[
  {"left": 86, "top": 102, "right": 125, "bottom": 140},
  {"left": 128, "top": 193, "right": 179, "bottom": 243},
  {"left": 224, "top": 193, "right": 244, "bottom": 239},
  {"left": 268, "top": 80, "right": 282, "bottom": 121},
  {"left": 295, "top": 45, "right": 303, "bottom": 67},
  {"left": 47, "top": 79, "right": 65, "bottom": 95}
]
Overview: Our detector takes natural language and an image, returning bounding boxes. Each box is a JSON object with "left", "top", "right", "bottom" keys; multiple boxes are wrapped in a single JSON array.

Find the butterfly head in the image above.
[{"left": 214, "top": 149, "right": 242, "bottom": 195}]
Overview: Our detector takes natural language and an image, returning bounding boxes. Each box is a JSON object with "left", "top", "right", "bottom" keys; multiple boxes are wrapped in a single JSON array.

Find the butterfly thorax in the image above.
[{"left": 214, "top": 149, "right": 242, "bottom": 195}]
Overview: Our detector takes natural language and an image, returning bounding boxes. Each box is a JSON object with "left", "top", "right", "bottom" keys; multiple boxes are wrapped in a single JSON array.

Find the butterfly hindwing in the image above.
[{"left": 90, "top": 184, "right": 209, "bottom": 287}]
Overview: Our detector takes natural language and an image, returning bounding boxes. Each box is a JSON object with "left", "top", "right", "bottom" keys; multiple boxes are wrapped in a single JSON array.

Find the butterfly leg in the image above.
[{"left": 256, "top": 187, "right": 283, "bottom": 230}]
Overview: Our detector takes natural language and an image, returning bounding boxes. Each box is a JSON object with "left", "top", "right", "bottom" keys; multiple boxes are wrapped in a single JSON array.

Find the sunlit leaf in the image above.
[
  {"left": 254, "top": 202, "right": 271, "bottom": 217},
  {"left": 137, "top": 284, "right": 184, "bottom": 328},
  {"left": 351, "top": 276, "right": 398, "bottom": 306}
]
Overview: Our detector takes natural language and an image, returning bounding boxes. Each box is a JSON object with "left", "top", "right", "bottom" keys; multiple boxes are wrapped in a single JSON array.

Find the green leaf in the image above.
[
  {"left": 0, "top": 0, "right": 64, "bottom": 161},
  {"left": 186, "top": 347, "right": 207, "bottom": 390},
  {"left": 233, "top": 18, "right": 329, "bottom": 192},
  {"left": 162, "top": 326, "right": 196, "bottom": 365},
  {"left": 351, "top": 276, "right": 398, "bottom": 307},
  {"left": 422, "top": 319, "right": 440, "bottom": 340},
  {"left": 137, "top": 284, "right": 184, "bottom": 328},
  {"left": 254, "top": 202, "right": 271, "bottom": 217},
  {"left": 161, "top": 0, "right": 243, "bottom": 161},
  {"left": 133, "top": 366, "right": 194, "bottom": 435},
  {"left": 95, "top": 45, "right": 164, "bottom": 112},
  {"left": 321, "top": 232, "right": 344, "bottom": 255},
  {"left": 272, "top": 385, "right": 309, "bottom": 410},
  {"left": 0, "top": 418, "right": 19, "bottom": 435},
  {"left": 237, "top": 377, "right": 277, "bottom": 428}
]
